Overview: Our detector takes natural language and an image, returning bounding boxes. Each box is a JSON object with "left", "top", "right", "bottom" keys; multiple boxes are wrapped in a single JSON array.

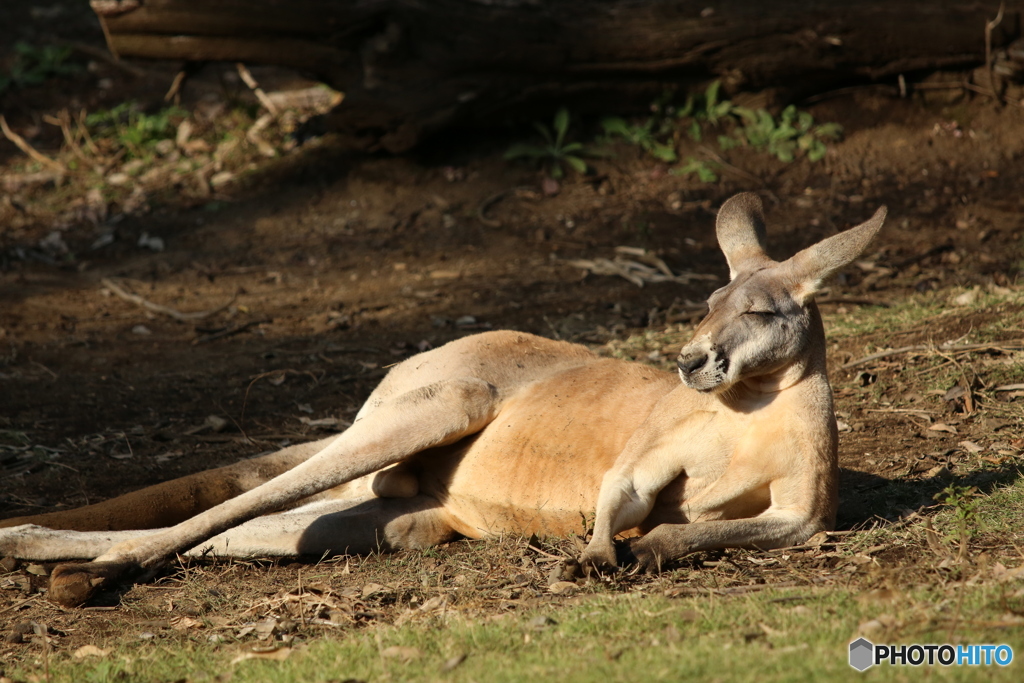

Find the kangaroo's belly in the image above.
[{"left": 426, "top": 360, "right": 678, "bottom": 538}]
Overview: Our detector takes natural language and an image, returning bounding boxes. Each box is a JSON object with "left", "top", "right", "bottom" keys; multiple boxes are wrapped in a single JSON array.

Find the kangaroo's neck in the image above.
[{"left": 733, "top": 301, "right": 829, "bottom": 398}]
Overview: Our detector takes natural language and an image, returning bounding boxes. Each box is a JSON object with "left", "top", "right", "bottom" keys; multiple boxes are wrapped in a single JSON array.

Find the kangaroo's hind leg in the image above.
[
  {"left": 195, "top": 494, "right": 459, "bottom": 558},
  {"left": 47, "top": 376, "right": 502, "bottom": 606},
  {"left": 0, "top": 437, "right": 338, "bottom": 533},
  {"left": 2, "top": 494, "right": 457, "bottom": 563}
]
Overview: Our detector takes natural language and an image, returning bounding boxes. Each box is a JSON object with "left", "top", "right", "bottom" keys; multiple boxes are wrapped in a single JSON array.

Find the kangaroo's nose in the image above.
[{"left": 677, "top": 353, "right": 707, "bottom": 375}]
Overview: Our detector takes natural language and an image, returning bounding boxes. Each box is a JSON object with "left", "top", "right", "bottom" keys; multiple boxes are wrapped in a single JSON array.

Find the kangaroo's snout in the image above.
[{"left": 677, "top": 353, "right": 707, "bottom": 376}]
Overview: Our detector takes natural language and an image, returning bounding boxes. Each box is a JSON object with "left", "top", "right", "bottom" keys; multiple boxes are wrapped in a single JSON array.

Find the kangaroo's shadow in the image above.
[{"left": 837, "top": 463, "right": 1024, "bottom": 530}]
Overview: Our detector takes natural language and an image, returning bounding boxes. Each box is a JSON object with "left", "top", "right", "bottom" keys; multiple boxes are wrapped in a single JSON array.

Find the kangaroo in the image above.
[{"left": 0, "top": 193, "right": 886, "bottom": 607}]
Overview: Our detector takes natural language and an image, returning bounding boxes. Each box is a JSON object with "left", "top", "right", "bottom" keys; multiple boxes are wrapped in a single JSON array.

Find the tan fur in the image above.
[{"left": 0, "top": 193, "right": 886, "bottom": 606}]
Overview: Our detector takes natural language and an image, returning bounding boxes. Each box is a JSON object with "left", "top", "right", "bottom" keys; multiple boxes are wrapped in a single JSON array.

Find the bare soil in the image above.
[{"left": 1, "top": 2, "right": 1023, "bottom": 669}]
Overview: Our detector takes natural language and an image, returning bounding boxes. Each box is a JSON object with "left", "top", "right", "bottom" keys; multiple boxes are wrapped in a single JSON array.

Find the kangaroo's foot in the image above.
[{"left": 48, "top": 560, "right": 143, "bottom": 607}]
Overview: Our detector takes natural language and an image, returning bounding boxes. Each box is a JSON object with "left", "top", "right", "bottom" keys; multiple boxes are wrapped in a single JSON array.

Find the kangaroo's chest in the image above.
[
  {"left": 433, "top": 361, "right": 677, "bottom": 537},
  {"left": 644, "top": 389, "right": 826, "bottom": 527}
]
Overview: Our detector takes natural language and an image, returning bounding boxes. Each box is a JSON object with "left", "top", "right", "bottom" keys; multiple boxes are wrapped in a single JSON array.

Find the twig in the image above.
[
  {"left": 76, "top": 108, "right": 100, "bottom": 157},
  {"left": 240, "top": 369, "right": 322, "bottom": 425},
  {"left": 192, "top": 320, "right": 266, "bottom": 345},
  {"left": 101, "top": 278, "right": 236, "bottom": 322},
  {"left": 528, "top": 543, "right": 571, "bottom": 560},
  {"left": 30, "top": 360, "right": 58, "bottom": 379},
  {"left": 0, "top": 596, "right": 37, "bottom": 616},
  {"left": 963, "top": 81, "right": 996, "bottom": 97},
  {"left": 842, "top": 339, "right": 1024, "bottom": 369},
  {"left": 236, "top": 63, "right": 280, "bottom": 116},
  {"left": 165, "top": 70, "right": 188, "bottom": 103},
  {"left": 477, "top": 186, "right": 533, "bottom": 228},
  {"left": 890, "top": 244, "right": 953, "bottom": 269},
  {"left": 664, "top": 302, "right": 711, "bottom": 324},
  {"left": 44, "top": 109, "right": 100, "bottom": 172},
  {"left": 985, "top": 2, "right": 1006, "bottom": 105},
  {"left": 0, "top": 115, "right": 65, "bottom": 173}
]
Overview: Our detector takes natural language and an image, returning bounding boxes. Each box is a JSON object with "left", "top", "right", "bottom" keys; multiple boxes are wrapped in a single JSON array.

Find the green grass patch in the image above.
[
  {"left": 19, "top": 578, "right": 1024, "bottom": 682},
  {"left": 824, "top": 288, "right": 1024, "bottom": 345}
]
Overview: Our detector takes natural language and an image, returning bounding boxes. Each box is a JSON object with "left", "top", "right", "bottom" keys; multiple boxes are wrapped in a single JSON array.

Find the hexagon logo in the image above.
[{"left": 849, "top": 637, "right": 875, "bottom": 671}]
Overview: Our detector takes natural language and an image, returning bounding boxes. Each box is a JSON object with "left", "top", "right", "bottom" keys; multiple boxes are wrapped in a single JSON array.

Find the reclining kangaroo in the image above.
[{"left": 0, "top": 193, "right": 886, "bottom": 607}]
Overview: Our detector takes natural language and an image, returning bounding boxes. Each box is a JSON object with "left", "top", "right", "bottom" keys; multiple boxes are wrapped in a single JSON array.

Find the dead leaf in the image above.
[
  {"left": 73, "top": 644, "right": 111, "bottom": 659},
  {"left": 441, "top": 653, "right": 467, "bottom": 672},
  {"left": 805, "top": 531, "right": 830, "bottom": 547},
  {"left": 381, "top": 645, "right": 422, "bottom": 662},
  {"left": 958, "top": 440, "right": 984, "bottom": 453},
  {"left": 361, "top": 583, "right": 386, "bottom": 599},
  {"left": 171, "top": 616, "right": 203, "bottom": 630},
  {"left": 548, "top": 581, "right": 578, "bottom": 596},
  {"left": 418, "top": 595, "right": 448, "bottom": 612},
  {"left": 928, "top": 423, "right": 958, "bottom": 434},
  {"left": 231, "top": 646, "right": 293, "bottom": 664},
  {"left": 254, "top": 617, "right": 278, "bottom": 639}
]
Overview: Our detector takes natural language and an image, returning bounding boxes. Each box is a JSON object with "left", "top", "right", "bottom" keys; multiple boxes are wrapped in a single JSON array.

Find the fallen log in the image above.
[{"left": 91, "top": 0, "right": 1019, "bottom": 151}]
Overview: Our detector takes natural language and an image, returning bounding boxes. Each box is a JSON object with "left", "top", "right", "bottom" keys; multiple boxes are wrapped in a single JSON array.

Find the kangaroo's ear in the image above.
[
  {"left": 786, "top": 206, "right": 888, "bottom": 303},
  {"left": 716, "top": 193, "right": 771, "bottom": 279}
]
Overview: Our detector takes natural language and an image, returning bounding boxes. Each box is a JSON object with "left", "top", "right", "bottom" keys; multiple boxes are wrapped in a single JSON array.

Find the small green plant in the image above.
[
  {"left": 676, "top": 80, "right": 736, "bottom": 141},
  {"left": 667, "top": 81, "right": 843, "bottom": 177},
  {"left": 723, "top": 104, "right": 842, "bottom": 162},
  {"left": 504, "top": 108, "right": 593, "bottom": 178},
  {"left": 0, "top": 42, "right": 78, "bottom": 95},
  {"left": 934, "top": 484, "right": 982, "bottom": 560},
  {"left": 600, "top": 116, "right": 677, "bottom": 162},
  {"left": 671, "top": 156, "right": 719, "bottom": 183},
  {"left": 590, "top": 83, "right": 842, "bottom": 184},
  {"left": 86, "top": 102, "right": 188, "bottom": 159}
]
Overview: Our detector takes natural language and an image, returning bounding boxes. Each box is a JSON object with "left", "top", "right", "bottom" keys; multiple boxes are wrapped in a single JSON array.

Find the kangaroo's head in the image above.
[{"left": 677, "top": 193, "right": 886, "bottom": 393}]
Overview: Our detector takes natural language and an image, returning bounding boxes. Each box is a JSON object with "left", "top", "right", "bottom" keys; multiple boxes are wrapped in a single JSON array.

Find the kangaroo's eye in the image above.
[{"left": 745, "top": 310, "right": 775, "bottom": 317}]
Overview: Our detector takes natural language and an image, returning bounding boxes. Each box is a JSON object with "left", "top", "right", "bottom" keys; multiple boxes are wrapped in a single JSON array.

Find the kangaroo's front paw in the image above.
[
  {"left": 579, "top": 540, "right": 619, "bottom": 577},
  {"left": 49, "top": 561, "right": 137, "bottom": 607}
]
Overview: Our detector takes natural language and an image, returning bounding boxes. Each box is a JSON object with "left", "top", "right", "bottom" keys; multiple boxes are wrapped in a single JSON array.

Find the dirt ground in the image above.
[{"left": 1, "top": 2, "right": 1023, "bottom": 672}]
